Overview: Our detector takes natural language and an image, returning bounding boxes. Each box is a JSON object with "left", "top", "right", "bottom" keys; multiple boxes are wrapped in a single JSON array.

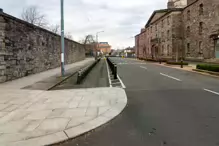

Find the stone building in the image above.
[
  {"left": 135, "top": 0, "right": 219, "bottom": 62},
  {"left": 183, "top": 0, "right": 219, "bottom": 61}
]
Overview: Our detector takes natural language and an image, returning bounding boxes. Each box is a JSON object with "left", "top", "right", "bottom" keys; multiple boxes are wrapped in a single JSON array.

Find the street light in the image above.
[
  {"left": 95, "top": 31, "right": 104, "bottom": 60},
  {"left": 60, "top": 0, "right": 65, "bottom": 76}
]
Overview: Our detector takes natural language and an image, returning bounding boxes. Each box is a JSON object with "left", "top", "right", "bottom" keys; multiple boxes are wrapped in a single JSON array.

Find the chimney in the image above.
[
  {"left": 0, "top": 8, "right": 3, "bottom": 13},
  {"left": 167, "top": 1, "right": 174, "bottom": 9}
]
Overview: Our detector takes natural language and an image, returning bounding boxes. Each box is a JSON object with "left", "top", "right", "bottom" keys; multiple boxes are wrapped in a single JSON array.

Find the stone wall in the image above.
[
  {"left": 135, "top": 30, "right": 146, "bottom": 59},
  {"left": 187, "top": 0, "right": 198, "bottom": 5},
  {"left": 135, "top": 0, "right": 219, "bottom": 62},
  {"left": 171, "top": 11, "right": 183, "bottom": 59},
  {"left": 0, "top": 12, "right": 85, "bottom": 83},
  {"left": 136, "top": 10, "right": 183, "bottom": 60},
  {"left": 182, "top": 0, "right": 219, "bottom": 60}
]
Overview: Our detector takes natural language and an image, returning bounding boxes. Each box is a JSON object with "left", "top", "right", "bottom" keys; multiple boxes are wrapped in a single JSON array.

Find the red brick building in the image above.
[{"left": 98, "top": 42, "right": 111, "bottom": 55}]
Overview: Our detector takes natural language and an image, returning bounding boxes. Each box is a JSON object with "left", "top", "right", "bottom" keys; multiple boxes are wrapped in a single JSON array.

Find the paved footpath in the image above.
[{"left": 0, "top": 59, "right": 127, "bottom": 146}]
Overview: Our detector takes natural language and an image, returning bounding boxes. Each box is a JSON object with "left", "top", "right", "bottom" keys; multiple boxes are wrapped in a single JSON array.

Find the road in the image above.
[{"left": 56, "top": 57, "right": 219, "bottom": 146}]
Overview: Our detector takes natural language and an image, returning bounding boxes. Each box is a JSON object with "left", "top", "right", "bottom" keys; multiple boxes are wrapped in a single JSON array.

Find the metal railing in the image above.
[
  {"left": 106, "top": 57, "right": 117, "bottom": 79},
  {"left": 77, "top": 58, "right": 101, "bottom": 84}
]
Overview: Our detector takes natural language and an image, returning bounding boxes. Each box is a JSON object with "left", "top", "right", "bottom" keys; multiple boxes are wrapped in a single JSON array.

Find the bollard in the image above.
[
  {"left": 114, "top": 65, "right": 117, "bottom": 79},
  {"left": 159, "top": 59, "right": 161, "bottom": 64},
  {"left": 181, "top": 59, "right": 183, "bottom": 68}
]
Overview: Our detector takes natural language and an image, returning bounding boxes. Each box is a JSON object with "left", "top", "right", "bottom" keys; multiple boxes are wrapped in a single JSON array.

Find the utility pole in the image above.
[
  {"left": 60, "top": 0, "right": 65, "bottom": 76},
  {"left": 96, "top": 33, "right": 98, "bottom": 60}
]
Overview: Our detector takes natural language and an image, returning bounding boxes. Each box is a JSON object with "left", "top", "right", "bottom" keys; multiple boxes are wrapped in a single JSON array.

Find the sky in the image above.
[{"left": 0, "top": 0, "right": 167, "bottom": 49}]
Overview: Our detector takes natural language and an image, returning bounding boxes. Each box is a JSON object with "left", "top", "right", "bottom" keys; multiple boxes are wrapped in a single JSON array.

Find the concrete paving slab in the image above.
[
  {"left": 37, "top": 118, "right": 70, "bottom": 132},
  {"left": 0, "top": 88, "right": 127, "bottom": 146}
]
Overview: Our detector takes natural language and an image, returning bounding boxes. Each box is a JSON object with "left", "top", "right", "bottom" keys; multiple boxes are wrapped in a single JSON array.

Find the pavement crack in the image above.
[{"left": 63, "top": 130, "right": 69, "bottom": 138}]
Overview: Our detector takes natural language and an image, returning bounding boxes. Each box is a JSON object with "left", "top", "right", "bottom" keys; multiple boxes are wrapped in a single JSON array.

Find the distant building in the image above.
[
  {"left": 98, "top": 42, "right": 111, "bottom": 54},
  {"left": 135, "top": 0, "right": 219, "bottom": 62},
  {"left": 124, "top": 47, "right": 135, "bottom": 58}
]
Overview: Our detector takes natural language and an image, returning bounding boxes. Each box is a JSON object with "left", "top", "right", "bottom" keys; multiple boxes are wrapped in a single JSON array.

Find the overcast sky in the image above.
[{"left": 0, "top": 0, "right": 166, "bottom": 49}]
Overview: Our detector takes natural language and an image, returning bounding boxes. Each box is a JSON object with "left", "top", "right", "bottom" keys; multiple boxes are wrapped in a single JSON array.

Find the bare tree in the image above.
[
  {"left": 65, "top": 32, "right": 73, "bottom": 40},
  {"left": 49, "top": 24, "right": 60, "bottom": 34},
  {"left": 21, "top": 6, "right": 47, "bottom": 27},
  {"left": 81, "top": 35, "right": 96, "bottom": 56}
]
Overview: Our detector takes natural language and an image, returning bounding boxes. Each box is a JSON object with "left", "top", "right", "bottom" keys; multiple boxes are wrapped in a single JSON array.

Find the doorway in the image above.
[{"left": 215, "top": 39, "right": 219, "bottom": 58}]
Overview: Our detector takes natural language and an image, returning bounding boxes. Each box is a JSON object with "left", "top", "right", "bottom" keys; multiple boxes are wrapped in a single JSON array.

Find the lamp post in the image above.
[
  {"left": 96, "top": 31, "right": 104, "bottom": 60},
  {"left": 60, "top": 0, "right": 65, "bottom": 76}
]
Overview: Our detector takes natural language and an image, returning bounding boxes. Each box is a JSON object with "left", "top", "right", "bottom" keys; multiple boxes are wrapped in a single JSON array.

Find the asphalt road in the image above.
[{"left": 56, "top": 57, "right": 219, "bottom": 146}]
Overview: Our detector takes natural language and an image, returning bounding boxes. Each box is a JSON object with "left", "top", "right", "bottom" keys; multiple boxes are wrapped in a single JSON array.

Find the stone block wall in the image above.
[
  {"left": 182, "top": 0, "right": 219, "bottom": 60},
  {"left": 171, "top": 11, "right": 183, "bottom": 59},
  {"left": 0, "top": 12, "right": 85, "bottom": 83},
  {"left": 144, "top": 10, "right": 182, "bottom": 60},
  {"left": 187, "top": 0, "right": 197, "bottom": 5}
]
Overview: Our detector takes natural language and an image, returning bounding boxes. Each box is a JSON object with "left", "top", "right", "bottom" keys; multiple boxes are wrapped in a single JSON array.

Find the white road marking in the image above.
[
  {"left": 117, "top": 75, "right": 126, "bottom": 89},
  {"left": 203, "top": 88, "right": 219, "bottom": 95},
  {"left": 105, "top": 59, "right": 112, "bottom": 87},
  {"left": 140, "top": 66, "right": 147, "bottom": 70},
  {"left": 160, "top": 73, "right": 181, "bottom": 81}
]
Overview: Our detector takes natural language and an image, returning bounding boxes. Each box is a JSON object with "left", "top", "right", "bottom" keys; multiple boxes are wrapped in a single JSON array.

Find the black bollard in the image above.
[
  {"left": 114, "top": 65, "right": 117, "bottom": 79},
  {"left": 181, "top": 59, "right": 183, "bottom": 68}
]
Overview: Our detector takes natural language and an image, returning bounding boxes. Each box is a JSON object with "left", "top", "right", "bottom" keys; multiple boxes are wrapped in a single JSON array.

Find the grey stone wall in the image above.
[
  {"left": 0, "top": 12, "right": 85, "bottom": 83},
  {"left": 187, "top": 0, "right": 197, "bottom": 5},
  {"left": 137, "top": 10, "right": 182, "bottom": 60},
  {"left": 171, "top": 11, "right": 183, "bottom": 59},
  {"left": 182, "top": 0, "right": 219, "bottom": 60}
]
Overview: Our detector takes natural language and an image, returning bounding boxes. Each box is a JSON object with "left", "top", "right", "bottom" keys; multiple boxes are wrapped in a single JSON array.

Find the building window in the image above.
[
  {"left": 161, "top": 32, "right": 164, "bottom": 41},
  {"left": 199, "top": 41, "right": 203, "bottom": 53},
  {"left": 199, "top": 4, "right": 204, "bottom": 15},
  {"left": 187, "top": 10, "right": 190, "bottom": 21},
  {"left": 187, "top": 26, "right": 190, "bottom": 37},
  {"left": 167, "top": 30, "right": 170, "bottom": 40},
  {"left": 167, "top": 44, "right": 170, "bottom": 55},
  {"left": 187, "top": 43, "right": 190, "bottom": 53},
  {"left": 162, "top": 45, "right": 164, "bottom": 55},
  {"left": 199, "top": 22, "right": 203, "bottom": 34},
  {"left": 167, "top": 16, "right": 170, "bottom": 25}
]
